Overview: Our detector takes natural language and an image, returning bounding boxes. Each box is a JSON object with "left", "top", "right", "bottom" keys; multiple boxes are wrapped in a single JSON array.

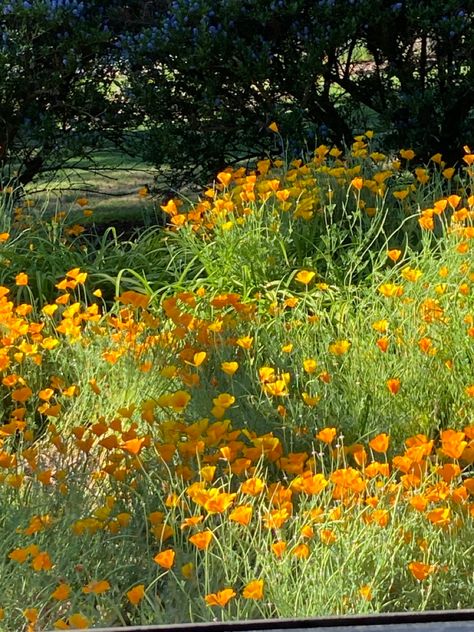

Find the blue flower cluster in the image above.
[{"left": 2, "top": 0, "right": 85, "bottom": 16}]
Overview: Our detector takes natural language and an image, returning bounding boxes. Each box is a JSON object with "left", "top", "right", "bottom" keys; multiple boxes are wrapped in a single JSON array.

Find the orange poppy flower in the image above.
[
  {"left": 292, "top": 543, "right": 310, "bottom": 559},
  {"left": 295, "top": 270, "right": 316, "bottom": 285},
  {"left": 408, "top": 561, "right": 434, "bottom": 581},
  {"left": 236, "top": 335, "right": 254, "bottom": 350},
  {"left": 300, "top": 524, "right": 315, "bottom": 539},
  {"left": 386, "top": 378, "right": 400, "bottom": 395},
  {"left": 23, "top": 609, "right": 38, "bottom": 624},
  {"left": 31, "top": 551, "right": 53, "bottom": 571},
  {"left": 221, "top": 361, "right": 239, "bottom": 376},
  {"left": 329, "top": 340, "right": 351, "bottom": 355},
  {"left": 359, "top": 585, "right": 372, "bottom": 601},
  {"left": 409, "top": 495, "right": 428, "bottom": 512},
  {"left": 15, "top": 272, "right": 29, "bottom": 286},
  {"left": 242, "top": 579, "right": 264, "bottom": 600},
  {"left": 438, "top": 463, "right": 461, "bottom": 483},
  {"left": 440, "top": 429, "right": 467, "bottom": 459},
  {"left": 229, "top": 505, "right": 253, "bottom": 526},
  {"left": 240, "top": 477, "right": 265, "bottom": 496},
  {"left": 303, "top": 358, "right": 318, "bottom": 373},
  {"left": 376, "top": 337, "right": 389, "bottom": 352},
  {"left": 369, "top": 433, "right": 390, "bottom": 453},
  {"left": 419, "top": 214, "right": 434, "bottom": 231},
  {"left": 316, "top": 427, "right": 337, "bottom": 443},
  {"left": 299, "top": 473, "right": 328, "bottom": 495},
  {"left": 153, "top": 549, "right": 175, "bottom": 569},
  {"left": 320, "top": 529, "right": 337, "bottom": 545},
  {"left": 189, "top": 530, "right": 213, "bottom": 550},
  {"left": 126, "top": 584, "right": 145, "bottom": 606},
  {"left": 426, "top": 507, "right": 451, "bottom": 527},
  {"left": 217, "top": 171, "right": 232, "bottom": 187},
  {"left": 204, "top": 588, "right": 236, "bottom": 607},
  {"left": 263, "top": 508, "right": 289, "bottom": 529},
  {"left": 372, "top": 509, "right": 390, "bottom": 527},
  {"left": 82, "top": 580, "right": 110, "bottom": 594},
  {"left": 400, "top": 149, "right": 415, "bottom": 160},
  {"left": 68, "top": 613, "right": 90, "bottom": 629},
  {"left": 121, "top": 438, "right": 145, "bottom": 455},
  {"left": 379, "top": 283, "right": 404, "bottom": 297},
  {"left": 272, "top": 540, "right": 287, "bottom": 558}
]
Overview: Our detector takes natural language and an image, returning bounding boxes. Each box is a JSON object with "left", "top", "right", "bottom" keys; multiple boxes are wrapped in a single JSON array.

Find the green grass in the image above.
[{"left": 25, "top": 146, "right": 161, "bottom": 230}]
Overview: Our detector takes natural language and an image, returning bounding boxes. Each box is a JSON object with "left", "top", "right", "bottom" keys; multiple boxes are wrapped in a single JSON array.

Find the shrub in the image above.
[
  {"left": 124, "top": 0, "right": 473, "bottom": 189},
  {"left": 0, "top": 0, "right": 146, "bottom": 192}
]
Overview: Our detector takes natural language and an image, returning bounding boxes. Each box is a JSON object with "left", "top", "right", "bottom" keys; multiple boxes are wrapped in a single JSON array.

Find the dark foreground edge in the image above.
[{"left": 52, "top": 609, "right": 474, "bottom": 632}]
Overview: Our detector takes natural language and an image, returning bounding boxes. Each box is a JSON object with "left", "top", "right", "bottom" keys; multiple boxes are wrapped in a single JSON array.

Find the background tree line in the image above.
[{"left": 1, "top": 0, "right": 472, "bottom": 195}]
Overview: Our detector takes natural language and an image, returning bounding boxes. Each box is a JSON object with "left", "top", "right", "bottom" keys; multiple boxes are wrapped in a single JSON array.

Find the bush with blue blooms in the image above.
[{"left": 1, "top": 0, "right": 472, "bottom": 194}]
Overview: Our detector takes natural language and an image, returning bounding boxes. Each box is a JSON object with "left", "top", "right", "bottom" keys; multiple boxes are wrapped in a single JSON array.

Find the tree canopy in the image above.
[{"left": 1, "top": 1, "right": 473, "bottom": 193}]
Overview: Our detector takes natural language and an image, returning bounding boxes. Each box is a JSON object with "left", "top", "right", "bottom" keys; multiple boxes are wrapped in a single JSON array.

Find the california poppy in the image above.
[
  {"left": 153, "top": 549, "right": 175, "bottom": 569},
  {"left": 242, "top": 579, "right": 264, "bottom": 600},
  {"left": 204, "top": 588, "right": 236, "bottom": 607},
  {"left": 126, "top": 584, "right": 145, "bottom": 606}
]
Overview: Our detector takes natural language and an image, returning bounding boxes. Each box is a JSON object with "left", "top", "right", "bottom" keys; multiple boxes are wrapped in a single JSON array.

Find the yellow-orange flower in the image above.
[
  {"left": 378, "top": 283, "right": 403, "bottom": 298},
  {"left": 31, "top": 551, "right": 53, "bottom": 571},
  {"left": 320, "top": 529, "right": 337, "bottom": 545},
  {"left": 189, "top": 530, "right": 213, "bottom": 550},
  {"left": 271, "top": 540, "right": 287, "bottom": 558},
  {"left": 229, "top": 505, "right": 253, "bottom": 526},
  {"left": 465, "top": 385, "right": 474, "bottom": 398},
  {"left": 68, "top": 613, "right": 90, "bottom": 629},
  {"left": 329, "top": 340, "right": 351, "bottom": 355},
  {"left": 153, "top": 548, "right": 175, "bottom": 569},
  {"left": 15, "top": 272, "right": 29, "bottom": 286},
  {"left": 240, "top": 477, "right": 265, "bottom": 496},
  {"left": 221, "top": 361, "right": 239, "bottom": 376},
  {"left": 408, "top": 561, "right": 434, "bottom": 581},
  {"left": 205, "top": 588, "right": 236, "bottom": 607},
  {"left": 387, "top": 249, "right": 402, "bottom": 262},
  {"left": 242, "top": 579, "right": 264, "bottom": 600},
  {"left": 292, "top": 543, "right": 310, "bottom": 559},
  {"left": 369, "top": 433, "right": 390, "bottom": 453},
  {"left": 303, "top": 358, "right": 317, "bottom": 373},
  {"left": 372, "top": 319, "right": 389, "bottom": 333},
  {"left": 316, "top": 427, "right": 337, "bottom": 443},
  {"left": 82, "top": 580, "right": 110, "bottom": 594},
  {"left": 126, "top": 584, "right": 145, "bottom": 606},
  {"left": 51, "top": 583, "right": 71, "bottom": 600},
  {"left": 263, "top": 508, "right": 289, "bottom": 529},
  {"left": 351, "top": 177, "right": 364, "bottom": 191},
  {"left": 217, "top": 171, "right": 232, "bottom": 187},
  {"left": 359, "top": 585, "right": 372, "bottom": 601},
  {"left": 386, "top": 378, "right": 400, "bottom": 395},
  {"left": 427, "top": 507, "right": 451, "bottom": 527},
  {"left": 236, "top": 335, "right": 253, "bottom": 350},
  {"left": 376, "top": 337, "right": 389, "bottom": 352},
  {"left": 400, "top": 149, "right": 415, "bottom": 160},
  {"left": 295, "top": 270, "right": 316, "bottom": 285}
]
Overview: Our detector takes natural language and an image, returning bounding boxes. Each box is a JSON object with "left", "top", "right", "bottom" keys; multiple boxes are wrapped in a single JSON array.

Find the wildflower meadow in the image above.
[{"left": 0, "top": 133, "right": 474, "bottom": 631}]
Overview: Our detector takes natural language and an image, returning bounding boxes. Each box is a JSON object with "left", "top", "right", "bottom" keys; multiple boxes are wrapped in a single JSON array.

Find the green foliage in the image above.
[
  {"left": 0, "top": 0, "right": 146, "bottom": 192},
  {"left": 0, "top": 194, "right": 174, "bottom": 306},
  {"left": 124, "top": 0, "right": 473, "bottom": 189}
]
